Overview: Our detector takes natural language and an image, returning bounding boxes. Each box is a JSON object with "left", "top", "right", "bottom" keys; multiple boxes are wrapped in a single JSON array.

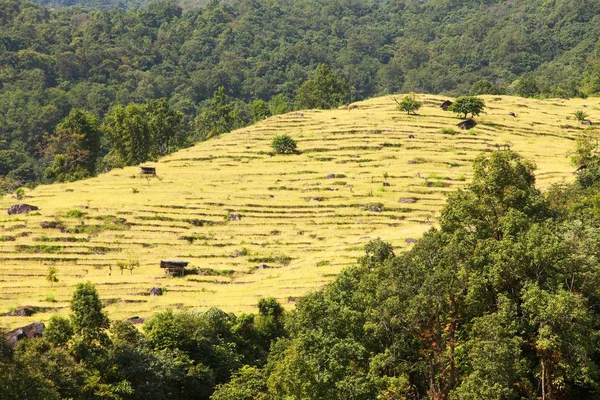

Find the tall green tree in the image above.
[
  {"left": 43, "top": 109, "right": 102, "bottom": 182},
  {"left": 71, "top": 282, "right": 109, "bottom": 336},
  {"left": 295, "top": 64, "right": 350, "bottom": 110},
  {"left": 448, "top": 96, "right": 486, "bottom": 118},
  {"left": 104, "top": 104, "right": 151, "bottom": 166},
  {"left": 144, "top": 98, "right": 184, "bottom": 157}
]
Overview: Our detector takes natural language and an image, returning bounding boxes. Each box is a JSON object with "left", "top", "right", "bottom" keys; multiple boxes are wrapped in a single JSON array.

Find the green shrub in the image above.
[
  {"left": 395, "top": 93, "right": 423, "bottom": 115},
  {"left": 65, "top": 209, "right": 86, "bottom": 219},
  {"left": 574, "top": 110, "right": 589, "bottom": 122},
  {"left": 441, "top": 127, "right": 456, "bottom": 135},
  {"left": 271, "top": 135, "right": 298, "bottom": 154}
]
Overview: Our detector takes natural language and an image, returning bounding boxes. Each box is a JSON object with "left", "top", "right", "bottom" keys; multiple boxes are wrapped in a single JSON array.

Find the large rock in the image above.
[
  {"left": 1, "top": 307, "right": 36, "bottom": 317},
  {"left": 127, "top": 316, "right": 145, "bottom": 325},
  {"left": 229, "top": 213, "right": 242, "bottom": 221},
  {"left": 7, "top": 204, "right": 39, "bottom": 215},
  {"left": 5, "top": 322, "right": 45, "bottom": 347},
  {"left": 150, "top": 287, "right": 163, "bottom": 296}
]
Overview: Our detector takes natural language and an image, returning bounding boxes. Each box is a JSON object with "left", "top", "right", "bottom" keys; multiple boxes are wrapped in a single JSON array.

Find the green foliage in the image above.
[
  {"left": 45, "top": 315, "right": 74, "bottom": 347},
  {"left": 250, "top": 100, "right": 272, "bottom": 122},
  {"left": 43, "top": 109, "right": 102, "bottom": 182},
  {"left": 295, "top": 64, "right": 349, "bottom": 110},
  {"left": 516, "top": 74, "right": 540, "bottom": 98},
  {"left": 358, "top": 238, "right": 394, "bottom": 269},
  {"left": 46, "top": 266, "right": 59, "bottom": 285},
  {"left": 70, "top": 282, "right": 109, "bottom": 340},
  {"left": 145, "top": 98, "right": 184, "bottom": 157},
  {"left": 448, "top": 96, "right": 486, "bottom": 118},
  {"left": 441, "top": 127, "right": 457, "bottom": 135},
  {"left": 0, "top": 0, "right": 599, "bottom": 186},
  {"left": 271, "top": 135, "right": 297, "bottom": 155},
  {"left": 212, "top": 366, "right": 269, "bottom": 400},
  {"left": 104, "top": 104, "right": 151, "bottom": 166},
  {"left": 14, "top": 188, "right": 25, "bottom": 200},
  {"left": 574, "top": 110, "right": 589, "bottom": 122},
  {"left": 395, "top": 93, "right": 422, "bottom": 115},
  {"left": 268, "top": 95, "right": 289, "bottom": 116},
  {"left": 469, "top": 78, "right": 505, "bottom": 95},
  {"left": 194, "top": 87, "right": 237, "bottom": 141}
]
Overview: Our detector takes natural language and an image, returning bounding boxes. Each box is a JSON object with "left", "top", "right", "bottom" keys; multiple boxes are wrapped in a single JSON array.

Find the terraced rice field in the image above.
[{"left": 0, "top": 94, "right": 596, "bottom": 328}]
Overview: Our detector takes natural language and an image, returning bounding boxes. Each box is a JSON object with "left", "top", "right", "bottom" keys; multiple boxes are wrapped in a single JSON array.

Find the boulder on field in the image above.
[
  {"left": 127, "top": 316, "right": 145, "bottom": 325},
  {"left": 405, "top": 238, "right": 418, "bottom": 244},
  {"left": 5, "top": 322, "right": 45, "bottom": 347},
  {"left": 1, "top": 307, "right": 36, "bottom": 317},
  {"left": 229, "top": 213, "right": 242, "bottom": 221},
  {"left": 326, "top": 173, "right": 336, "bottom": 179},
  {"left": 8, "top": 204, "right": 39, "bottom": 215},
  {"left": 399, "top": 198, "right": 417, "bottom": 204},
  {"left": 150, "top": 287, "right": 163, "bottom": 296}
]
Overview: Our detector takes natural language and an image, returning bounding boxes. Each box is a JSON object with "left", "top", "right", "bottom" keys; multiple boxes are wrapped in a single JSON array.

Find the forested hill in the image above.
[{"left": 1, "top": 0, "right": 600, "bottom": 190}]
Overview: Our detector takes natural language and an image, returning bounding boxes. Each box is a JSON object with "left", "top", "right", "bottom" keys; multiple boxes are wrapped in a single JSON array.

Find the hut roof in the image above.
[
  {"left": 440, "top": 100, "right": 453, "bottom": 110},
  {"left": 160, "top": 260, "right": 189, "bottom": 267},
  {"left": 457, "top": 119, "right": 477, "bottom": 130}
]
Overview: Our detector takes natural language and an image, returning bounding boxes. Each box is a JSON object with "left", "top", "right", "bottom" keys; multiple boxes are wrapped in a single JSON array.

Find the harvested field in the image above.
[{"left": 0, "top": 94, "right": 591, "bottom": 328}]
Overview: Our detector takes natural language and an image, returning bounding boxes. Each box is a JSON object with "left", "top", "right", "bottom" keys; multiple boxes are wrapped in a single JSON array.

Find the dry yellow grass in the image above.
[{"left": 0, "top": 94, "right": 595, "bottom": 328}]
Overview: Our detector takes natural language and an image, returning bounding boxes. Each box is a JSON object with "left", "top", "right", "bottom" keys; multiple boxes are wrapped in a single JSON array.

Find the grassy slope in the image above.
[{"left": 0, "top": 94, "right": 594, "bottom": 328}]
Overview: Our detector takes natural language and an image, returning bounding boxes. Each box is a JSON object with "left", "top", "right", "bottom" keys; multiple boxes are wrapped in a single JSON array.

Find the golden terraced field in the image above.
[{"left": 0, "top": 94, "right": 596, "bottom": 328}]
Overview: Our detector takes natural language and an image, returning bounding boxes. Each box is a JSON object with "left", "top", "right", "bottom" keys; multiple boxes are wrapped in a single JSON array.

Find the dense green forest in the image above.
[
  {"left": 4, "top": 145, "right": 600, "bottom": 399},
  {"left": 1, "top": 0, "right": 600, "bottom": 191}
]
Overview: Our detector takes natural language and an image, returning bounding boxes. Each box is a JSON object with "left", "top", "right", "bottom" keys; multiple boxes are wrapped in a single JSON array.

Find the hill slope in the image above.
[{"left": 0, "top": 94, "right": 593, "bottom": 327}]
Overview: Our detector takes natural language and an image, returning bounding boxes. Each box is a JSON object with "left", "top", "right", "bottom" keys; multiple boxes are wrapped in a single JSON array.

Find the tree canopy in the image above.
[{"left": 1, "top": 0, "right": 600, "bottom": 190}]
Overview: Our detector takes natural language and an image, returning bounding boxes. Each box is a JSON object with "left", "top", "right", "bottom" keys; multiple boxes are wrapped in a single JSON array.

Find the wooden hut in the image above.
[
  {"left": 440, "top": 100, "right": 453, "bottom": 111},
  {"left": 140, "top": 166, "right": 156, "bottom": 175},
  {"left": 457, "top": 119, "right": 477, "bottom": 130},
  {"left": 160, "top": 260, "right": 189, "bottom": 276}
]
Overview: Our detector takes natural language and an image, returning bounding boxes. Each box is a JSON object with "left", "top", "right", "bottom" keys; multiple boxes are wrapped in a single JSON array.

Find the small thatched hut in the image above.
[
  {"left": 160, "top": 260, "right": 189, "bottom": 276},
  {"left": 140, "top": 166, "right": 156, "bottom": 175},
  {"left": 457, "top": 119, "right": 477, "bottom": 130},
  {"left": 440, "top": 100, "right": 453, "bottom": 111}
]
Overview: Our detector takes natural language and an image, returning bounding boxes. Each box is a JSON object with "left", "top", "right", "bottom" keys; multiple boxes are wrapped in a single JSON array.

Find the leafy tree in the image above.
[
  {"left": 469, "top": 78, "right": 505, "bottom": 95},
  {"left": 268, "top": 95, "right": 289, "bottom": 116},
  {"left": 295, "top": 64, "right": 350, "bottom": 110},
  {"left": 58, "top": 109, "right": 102, "bottom": 174},
  {"left": 255, "top": 298, "right": 285, "bottom": 347},
  {"left": 250, "top": 100, "right": 272, "bottom": 122},
  {"left": 521, "top": 284, "right": 596, "bottom": 399},
  {"left": 45, "top": 315, "right": 74, "bottom": 347},
  {"left": 516, "top": 74, "right": 540, "bottom": 98},
  {"left": 145, "top": 98, "right": 184, "bottom": 157},
  {"left": 43, "top": 127, "right": 93, "bottom": 182},
  {"left": 271, "top": 135, "right": 297, "bottom": 154},
  {"left": 104, "top": 104, "right": 151, "bottom": 166},
  {"left": 394, "top": 93, "right": 422, "bottom": 115},
  {"left": 448, "top": 96, "right": 485, "bottom": 118},
  {"left": 358, "top": 238, "right": 394, "bottom": 269},
  {"left": 194, "top": 87, "right": 236, "bottom": 140},
  {"left": 70, "top": 282, "right": 109, "bottom": 342},
  {"left": 212, "top": 366, "right": 270, "bottom": 400}
]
